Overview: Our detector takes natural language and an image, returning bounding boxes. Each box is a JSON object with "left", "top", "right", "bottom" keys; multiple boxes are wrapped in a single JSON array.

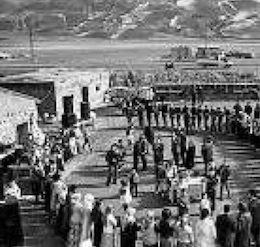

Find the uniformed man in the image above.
[
  {"left": 191, "top": 104, "right": 197, "bottom": 131},
  {"left": 183, "top": 105, "right": 190, "bottom": 134},
  {"left": 216, "top": 107, "right": 224, "bottom": 133},
  {"left": 145, "top": 101, "right": 153, "bottom": 127},
  {"left": 153, "top": 102, "right": 160, "bottom": 127},
  {"left": 161, "top": 102, "right": 169, "bottom": 128},
  {"left": 210, "top": 106, "right": 217, "bottom": 132},
  {"left": 175, "top": 105, "right": 182, "bottom": 128},
  {"left": 169, "top": 103, "right": 176, "bottom": 128},
  {"left": 136, "top": 103, "right": 144, "bottom": 128},
  {"left": 197, "top": 104, "right": 202, "bottom": 130},
  {"left": 203, "top": 105, "right": 210, "bottom": 131}
]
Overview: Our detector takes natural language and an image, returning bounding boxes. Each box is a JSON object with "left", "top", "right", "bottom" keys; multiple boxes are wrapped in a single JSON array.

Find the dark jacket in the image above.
[{"left": 216, "top": 213, "right": 236, "bottom": 247}]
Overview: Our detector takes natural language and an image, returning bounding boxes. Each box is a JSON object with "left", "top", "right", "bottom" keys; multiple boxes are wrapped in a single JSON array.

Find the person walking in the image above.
[
  {"left": 67, "top": 193, "right": 84, "bottom": 247},
  {"left": 234, "top": 202, "right": 252, "bottom": 247},
  {"left": 142, "top": 210, "right": 158, "bottom": 247},
  {"left": 176, "top": 213, "right": 194, "bottom": 247},
  {"left": 195, "top": 208, "right": 216, "bottom": 247},
  {"left": 156, "top": 208, "right": 175, "bottom": 247},
  {"left": 216, "top": 204, "right": 236, "bottom": 247},
  {"left": 206, "top": 170, "right": 218, "bottom": 212},
  {"left": 121, "top": 207, "right": 140, "bottom": 247}
]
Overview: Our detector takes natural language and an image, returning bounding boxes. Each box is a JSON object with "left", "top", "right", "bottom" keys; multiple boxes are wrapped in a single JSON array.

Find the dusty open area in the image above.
[{"left": 1, "top": 33, "right": 260, "bottom": 72}]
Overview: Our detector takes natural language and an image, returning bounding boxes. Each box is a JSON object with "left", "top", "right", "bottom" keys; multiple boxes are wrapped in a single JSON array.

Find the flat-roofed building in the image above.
[{"left": 0, "top": 68, "right": 110, "bottom": 121}]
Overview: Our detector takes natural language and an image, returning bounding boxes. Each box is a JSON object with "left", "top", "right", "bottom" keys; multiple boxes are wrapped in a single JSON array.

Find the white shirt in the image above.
[
  {"left": 195, "top": 217, "right": 216, "bottom": 247},
  {"left": 103, "top": 214, "right": 117, "bottom": 234}
]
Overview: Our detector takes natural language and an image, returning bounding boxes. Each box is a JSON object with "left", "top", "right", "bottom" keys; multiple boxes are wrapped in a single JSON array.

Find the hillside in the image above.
[{"left": 0, "top": 0, "right": 260, "bottom": 39}]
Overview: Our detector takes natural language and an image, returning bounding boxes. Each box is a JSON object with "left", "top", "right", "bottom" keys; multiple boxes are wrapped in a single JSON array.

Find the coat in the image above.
[
  {"left": 235, "top": 212, "right": 252, "bottom": 247},
  {"left": 216, "top": 213, "right": 236, "bottom": 247}
]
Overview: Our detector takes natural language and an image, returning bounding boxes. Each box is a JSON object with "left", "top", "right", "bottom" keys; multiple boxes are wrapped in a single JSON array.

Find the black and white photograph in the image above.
[{"left": 1, "top": 0, "right": 260, "bottom": 246}]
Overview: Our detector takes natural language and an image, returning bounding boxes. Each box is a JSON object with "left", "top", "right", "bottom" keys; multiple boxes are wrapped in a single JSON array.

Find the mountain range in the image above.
[{"left": 0, "top": 0, "right": 260, "bottom": 39}]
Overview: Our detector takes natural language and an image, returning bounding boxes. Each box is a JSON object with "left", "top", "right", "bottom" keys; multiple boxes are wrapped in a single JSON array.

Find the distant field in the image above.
[{"left": 1, "top": 33, "right": 260, "bottom": 73}]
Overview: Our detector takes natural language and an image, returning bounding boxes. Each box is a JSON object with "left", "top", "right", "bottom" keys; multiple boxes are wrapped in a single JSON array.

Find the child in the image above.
[
  {"left": 119, "top": 179, "right": 132, "bottom": 208},
  {"left": 129, "top": 169, "right": 140, "bottom": 197}
]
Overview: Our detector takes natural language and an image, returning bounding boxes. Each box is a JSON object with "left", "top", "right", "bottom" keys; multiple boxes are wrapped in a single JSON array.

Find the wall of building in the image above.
[
  {"left": 0, "top": 89, "right": 37, "bottom": 145},
  {"left": 0, "top": 82, "right": 56, "bottom": 119},
  {"left": 54, "top": 69, "right": 110, "bottom": 120}
]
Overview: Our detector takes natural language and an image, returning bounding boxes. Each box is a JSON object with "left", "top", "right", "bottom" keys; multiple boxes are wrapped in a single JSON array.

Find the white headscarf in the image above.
[{"left": 84, "top": 193, "right": 95, "bottom": 210}]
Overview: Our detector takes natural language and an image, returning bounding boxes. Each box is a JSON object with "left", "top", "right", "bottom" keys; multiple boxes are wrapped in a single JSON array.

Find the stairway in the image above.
[{"left": 20, "top": 198, "right": 65, "bottom": 247}]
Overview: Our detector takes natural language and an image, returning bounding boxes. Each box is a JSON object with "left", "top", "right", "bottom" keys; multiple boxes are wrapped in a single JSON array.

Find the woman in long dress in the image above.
[
  {"left": 67, "top": 193, "right": 84, "bottom": 247},
  {"left": 195, "top": 208, "right": 216, "bottom": 247},
  {"left": 80, "top": 194, "right": 95, "bottom": 245},
  {"left": 100, "top": 205, "right": 117, "bottom": 247}
]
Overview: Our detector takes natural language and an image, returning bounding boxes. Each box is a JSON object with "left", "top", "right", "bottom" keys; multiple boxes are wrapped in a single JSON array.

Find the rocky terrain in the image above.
[{"left": 0, "top": 0, "right": 260, "bottom": 39}]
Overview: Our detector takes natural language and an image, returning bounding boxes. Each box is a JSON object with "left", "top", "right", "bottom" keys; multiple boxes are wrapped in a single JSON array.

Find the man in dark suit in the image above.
[
  {"left": 248, "top": 189, "right": 260, "bottom": 247},
  {"left": 216, "top": 204, "right": 236, "bottom": 247}
]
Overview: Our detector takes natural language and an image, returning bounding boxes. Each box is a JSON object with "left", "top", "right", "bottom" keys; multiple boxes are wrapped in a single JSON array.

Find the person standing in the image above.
[
  {"left": 216, "top": 107, "right": 224, "bottom": 133},
  {"left": 161, "top": 102, "right": 169, "bottom": 128},
  {"left": 216, "top": 204, "right": 236, "bottom": 247},
  {"left": 171, "top": 132, "right": 180, "bottom": 168},
  {"left": 176, "top": 105, "right": 182, "bottom": 128},
  {"left": 248, "top": 189, "right": 260, "bottom": 247},
  {"left": 176, "top": 214, "right": 194, "bottom": 247},
  {"left": 146, "top": 101, "right": 153, "bottom": 127},
  {"left": 180, "top": 131, "right": 187, "bottom": 166},
  {"left": 235, "top": 202, "right": 252, "bottom": 247},
  {"left": 153, "top": 136, "right": 164, "bottom": 174},
  {"left": 217, "top": 159, "right": 231, "bottom": 200},
  {"left": 105, "top": 144, "right": 120, "bottom": 186},
  {"left": 203, "top": 105, "right": 210, "bottom": 131},
  {"left": 254, "top": 103, "right": 260, "bottom": 119},
  {"left": 197, "top": 104, "right": 203, "bottom": 130},
  {"left": 245, "top": 102, "right": 253, "bottom": 116},
  {"left": 169, "top": 103, "right": 176, "bottom": 128},
  {"left": 139, "top": 135, "right": 149, "bottom": 171},
  {"left": 185, "top": 140, "right": 196, "bottom": 170},
  {"left": 201, "top": 137, "right": 213, "bottom": 176},
  {"left": 153, "top": 102, "right": 160, "bottom": 127},
  {"left": 100, "top": 205, "right": 117, "bottom": 247},
  {"left": 206, "top": 170, "right": 218, "bottom": 212},
  {"left": 129, "top": 169, "right": 140, "bottom": 197},
  {"left": 91, "top": 200, "right": 103, "bottom": 247},
  {"left": 195, "top": 208, "right": 216, "bottom": 247},
  {"left": 210, "top": 107, "right": 217, "bottom": 133},
  {"left": 137, "top": 103, "right": 144, "bottom": 128}
]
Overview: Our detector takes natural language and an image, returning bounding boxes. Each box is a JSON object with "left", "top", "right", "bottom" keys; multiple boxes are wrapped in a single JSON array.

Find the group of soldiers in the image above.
[{"left": 122, "top": 98, "right": 260, "bottom": 136}]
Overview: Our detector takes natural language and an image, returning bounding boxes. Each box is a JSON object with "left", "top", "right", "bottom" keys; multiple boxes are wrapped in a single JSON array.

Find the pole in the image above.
[{"left": 28, "top": 22, "right": 35, "bottom": 62}]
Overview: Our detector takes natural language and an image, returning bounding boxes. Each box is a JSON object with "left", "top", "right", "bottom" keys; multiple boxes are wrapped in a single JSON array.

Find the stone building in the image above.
[{"left": 0, "top": 68, "right": 110, "bottom": 121}]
